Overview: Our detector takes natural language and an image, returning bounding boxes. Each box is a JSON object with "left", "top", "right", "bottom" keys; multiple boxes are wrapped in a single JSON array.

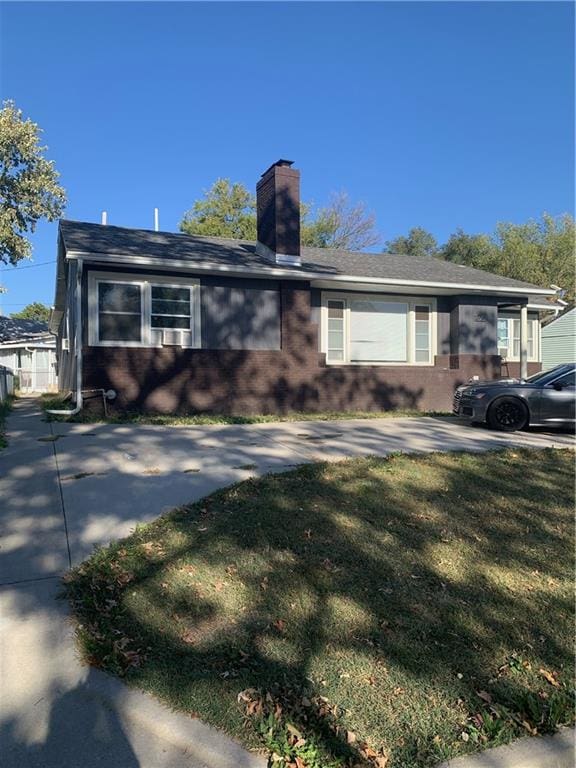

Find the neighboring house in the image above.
[
  {"left": 0, "top": 317, "right": 57, "bottom": 393},
  {"left": 50, "top": 160, "right": 560, "bottom": 415},
  {"left": 541, "top": 308, "right": 576, "bottom": 370}
]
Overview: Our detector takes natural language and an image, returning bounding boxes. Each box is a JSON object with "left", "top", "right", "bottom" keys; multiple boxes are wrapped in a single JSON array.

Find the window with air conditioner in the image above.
[
  {"left": 89, "top": 273, "right": 200, "bottom": 348},
  {"left": 150, "top": 285, "right": 193, "bottom": 347}
]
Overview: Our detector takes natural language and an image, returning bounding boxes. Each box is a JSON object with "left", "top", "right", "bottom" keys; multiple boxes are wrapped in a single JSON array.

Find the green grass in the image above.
[
  {"left": 41, "top": 394, "right": 449, "bottom": 425},
  {"left": 65, "top": 449, "right": 575, "bottom": 768},
  {"left": 0, "top": 396, "right": 14, "bottom": 449}
]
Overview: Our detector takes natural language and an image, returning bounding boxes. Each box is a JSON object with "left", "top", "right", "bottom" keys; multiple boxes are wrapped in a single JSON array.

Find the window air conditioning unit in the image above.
[
  {"left": 62, "top": 339, "right": 70, "bottom": 351},
  {"left": 162, "top": 329, "right": 184, "bottom": 346}
]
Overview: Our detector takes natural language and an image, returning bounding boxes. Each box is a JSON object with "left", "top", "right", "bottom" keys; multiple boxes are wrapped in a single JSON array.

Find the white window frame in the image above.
[
  {"left": 88, "top": 272, "right": 201, "bottom": 348},
  {"left": 498, "top": 316, "right": 540, "bottom": 362},
  {"left": 320, "top": 292, "right": 437, "bottom": 366},
  {"left": 150, "top": 284, "right": 193, "bottom": 331}
]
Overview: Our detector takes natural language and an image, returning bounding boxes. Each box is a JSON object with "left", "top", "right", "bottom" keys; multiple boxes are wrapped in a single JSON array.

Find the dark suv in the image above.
[{"left": 453, "top": 363, "right": 576, "bottom": 432}]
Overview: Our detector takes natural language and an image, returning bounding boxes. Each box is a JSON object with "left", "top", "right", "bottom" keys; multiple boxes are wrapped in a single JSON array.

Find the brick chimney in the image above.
[{"left": 256, "top": 160, "right": 301, "bottom": 266}]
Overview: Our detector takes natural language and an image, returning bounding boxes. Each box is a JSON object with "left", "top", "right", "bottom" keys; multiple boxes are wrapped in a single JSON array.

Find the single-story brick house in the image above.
[{"left": 49, "top": 160, "right": 560, "bottom": 415}]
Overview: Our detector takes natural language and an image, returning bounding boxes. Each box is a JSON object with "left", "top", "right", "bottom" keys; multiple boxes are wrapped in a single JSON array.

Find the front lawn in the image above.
[{"left": 65, "top": 449, "right": 575, "bottom": 768}]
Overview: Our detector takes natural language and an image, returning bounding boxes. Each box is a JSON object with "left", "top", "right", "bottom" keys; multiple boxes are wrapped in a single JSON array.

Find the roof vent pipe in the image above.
[
  {"left": 154, "top": 208, "right": 159, "bottom": 232},
  {"left": 101, "top": 211, "right": 108, "bottom": 225}
]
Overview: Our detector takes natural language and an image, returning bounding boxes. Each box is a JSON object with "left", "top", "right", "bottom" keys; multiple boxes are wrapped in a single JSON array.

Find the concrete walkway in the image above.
[
  {"left": 0, "top": 400, "right": 266, "bottom": 768},
  {"left": 1, "top": 398, "right": 573, "bottom": 767},
  {"left": 438, "top": 727, "right": 574, "bottom": 768}
]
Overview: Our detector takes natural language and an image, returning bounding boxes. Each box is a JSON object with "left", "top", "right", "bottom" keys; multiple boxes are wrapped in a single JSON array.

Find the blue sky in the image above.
[{"left": 0, "top": 1, "right": 573, "bottom": 313}]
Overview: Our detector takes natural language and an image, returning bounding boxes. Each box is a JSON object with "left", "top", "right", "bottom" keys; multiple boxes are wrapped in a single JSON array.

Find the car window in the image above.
[
  {"left": 552, "top": 371, "right": 576, "bottom": 388},
  {"left": 526, "top": 366, "right": 572, "bottom": 384}
]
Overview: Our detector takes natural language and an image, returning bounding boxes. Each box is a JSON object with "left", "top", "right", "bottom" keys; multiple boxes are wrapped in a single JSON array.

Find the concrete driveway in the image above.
[{"left": 1, "top": 398, "right": 573, "bottom": 767}]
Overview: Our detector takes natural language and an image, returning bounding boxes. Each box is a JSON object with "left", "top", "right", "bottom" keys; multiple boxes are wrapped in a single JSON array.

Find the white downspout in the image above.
[{"left": 47, "top": 258, "right": 84, "bottom": 416}]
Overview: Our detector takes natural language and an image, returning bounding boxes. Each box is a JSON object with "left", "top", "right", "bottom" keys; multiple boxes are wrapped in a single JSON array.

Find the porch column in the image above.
[{"left": 519, "top": 304, "right": 528, "bottom": 380}]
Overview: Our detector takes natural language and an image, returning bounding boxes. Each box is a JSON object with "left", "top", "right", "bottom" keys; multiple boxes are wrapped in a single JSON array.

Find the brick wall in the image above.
[
  {"left": 501, "top": 362, "right": 541, "bottom": 379},
  {"left": 82, "top": 282, "right": 515, "bottom": 415}
]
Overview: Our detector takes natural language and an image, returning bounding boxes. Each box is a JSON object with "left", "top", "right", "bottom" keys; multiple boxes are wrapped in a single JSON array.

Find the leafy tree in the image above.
[
  {"left": 180, "top": 179, "right": 257, "bottom": 240},
  {"left": 495, "top": 215, "right": 574, "bottom": 302},
  {"left": 180, "top": 181, "right": 380, "bottom": 251},
  {"left": 10, "top": 301, "right": 51, "bottom": 322},
  {"left": 439, "top": 215, "right": 575, "bottom": 304},
  {"left": 384, "top": 227, "right": 438, "bottom": 258},
  {"left": 0, "top": 101, "right": 66, "bottom": 266},
  {"left": 302, "top": 191, "right": 380, "bottom": 251},
  {"left": 440, "top": 228, "right": 500, "bottom": 269}
]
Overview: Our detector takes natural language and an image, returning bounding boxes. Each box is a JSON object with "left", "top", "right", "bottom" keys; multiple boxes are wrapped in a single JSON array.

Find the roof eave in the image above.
[
  {"left": 0, "top": 336, "right": 56, "bottom": 348},
  {"left": 65, "top": 249, "right": 555, "bottom": 297}
]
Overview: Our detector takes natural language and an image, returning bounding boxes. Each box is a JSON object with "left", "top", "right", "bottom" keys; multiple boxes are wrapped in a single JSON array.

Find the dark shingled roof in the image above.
[
  {"left": 59, "top": 220, "right": 550, "bottom": 293},
  {"left": 0, "top": 317, "right": 50, "bottom": 344}
]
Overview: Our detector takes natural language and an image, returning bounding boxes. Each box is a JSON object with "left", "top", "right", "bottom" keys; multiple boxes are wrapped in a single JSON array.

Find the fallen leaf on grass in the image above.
[
  {"left": 539, "top": 668, "right": 560, "bottom": 687},
  {"left": 111, "top": 568, "right": 133, "bottom": 587},
  {"left": 358, "top": 742, "right": 389, "bottom": 766},
  {"left": 476, "top": 690, "right": 492, "bottom": 704},
  {"left": 237, "top": 688, "right": 256, "bottom": 702},
  {"left": 360, "top": 743, "right": 377, "bottom": 759},
  {"left": 521, "top": 720, "right": 538, "bottom": 736},
  {"left": 286, "top": 722, "right": 303, "bottom": 740},
  {"left": 272, "top": 619, "right": 286, "bottom": 633}
]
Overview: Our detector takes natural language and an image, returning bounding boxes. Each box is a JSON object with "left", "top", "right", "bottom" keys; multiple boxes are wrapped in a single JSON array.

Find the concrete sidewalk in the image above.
[
  {"left": 438, "top": 727, "right": 574, "bottom": 768},
  {"left": 1, "top": 398, "right": 573, "bottom": 767}
]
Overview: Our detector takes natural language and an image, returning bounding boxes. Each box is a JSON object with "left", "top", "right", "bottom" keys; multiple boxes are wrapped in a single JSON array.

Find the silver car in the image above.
[{"left": 453, "top": 363, "right": 576, "bottom": 432}]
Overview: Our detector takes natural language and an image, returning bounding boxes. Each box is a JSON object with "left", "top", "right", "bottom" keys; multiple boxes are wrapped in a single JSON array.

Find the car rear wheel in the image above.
[{"left": 487, "top": 396, "right": 528, "bottom": 432}]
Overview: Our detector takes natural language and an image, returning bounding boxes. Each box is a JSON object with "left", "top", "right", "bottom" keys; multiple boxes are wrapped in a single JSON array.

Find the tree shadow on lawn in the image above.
[{"left": 65, "top": 448, "right": 575, "bottom": 768}]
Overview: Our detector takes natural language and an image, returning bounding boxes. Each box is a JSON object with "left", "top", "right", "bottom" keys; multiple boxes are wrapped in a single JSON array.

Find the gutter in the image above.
[
  {"left": 64, "top": 249, "right": 556, "bottom": 297},
  {"left": 47, "top": 258, "right": 84, "bottom": 416}
]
